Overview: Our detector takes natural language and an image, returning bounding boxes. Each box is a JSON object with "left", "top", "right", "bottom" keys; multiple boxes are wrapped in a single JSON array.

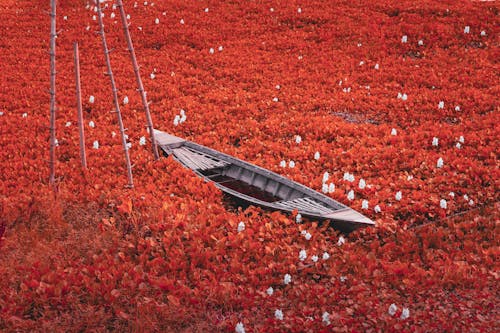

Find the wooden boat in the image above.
[{"left": 154, "top": 129, "right": 375, "bottom": 232}]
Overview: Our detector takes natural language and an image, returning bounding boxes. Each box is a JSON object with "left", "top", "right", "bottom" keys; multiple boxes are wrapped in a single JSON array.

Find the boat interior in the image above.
[{"left": 166, "top": 145, "right": 339, "bottom": 215}]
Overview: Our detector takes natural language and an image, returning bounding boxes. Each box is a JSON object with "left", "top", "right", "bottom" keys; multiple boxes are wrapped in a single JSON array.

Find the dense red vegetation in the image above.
[{"left": 0, "top": 0, "right": 498, "bottom": 331}]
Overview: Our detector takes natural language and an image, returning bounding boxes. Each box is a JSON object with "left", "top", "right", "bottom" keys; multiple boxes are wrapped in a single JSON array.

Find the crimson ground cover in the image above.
[{"left": 0, "top": 0, "right": 498, "bottom": 331}]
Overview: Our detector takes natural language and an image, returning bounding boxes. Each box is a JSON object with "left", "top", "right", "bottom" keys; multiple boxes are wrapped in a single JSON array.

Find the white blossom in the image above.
[
  {"left": 469, "top": 199, "right": 474, "bottom": 206},
  {"left": 237, "top": 221, "right": 245, "bottom": 233},
  {"left": 456, "top": 142, "right": 462, "bottom": 149},
  {"left": 180, "top": 114, "right": 187, "bottom": 123},
  {"left": 272, "top": 97, "right": 279, "bottom": 102},
  {"left": 270, "top": 8, "right": 274, "bottom": 12},
  {"left": 407, "top": 175, "right": 413, "bottom": 181},
  {"left": 480, "top": 30, "right": 486, "bottom": 36},
  {"left": 358, "top": 178, "right": 366, "bottom": 189},
  {"left": 110, "top": 12, "right": 115, "bottom": 19},
  {"left": 288, "top": 160, "right": 295, "bottom": 168},
  {"left": 304, "top": 232, "right": 312, "bottom": 241},
  {"left": 54, "top": 139, "right": 59, "bottom": 147},
  {"left": 374, "top": 205, "right": 381, "bottom": 213},
  {"left": 299, "top": 249, "right": 307, "bottom": 261},
  {"left": 391, "top": 128, "right": 397, "bottom": 136},
  {"left": 464, "top": 26, "right": 470, "bottom": 34},
  {"left": 275, "top": 309, "right": 284, "bottom": 320},
  {"left": 123, "top": 96, "right": 129, "bottom": 105},
  {"left": 65, "top": 121, "right": 72, "bottom": 127},
  {"left": 89, "top": 121, "right": 95, "bottom": 128},
  {"left": 322, "top": 183, "right": 329, "bottom": 193},
  {"left": 180, "top": 18, "right": 185, "bottom": 24},
  {"left": 235, "top": 322, "right": 245, "bottom": 333},
  {"left": 395, "top": 191, "right": 402, "bottom": 201},
  {"left": 340, "top": 276, "right": 347, "bottom": 282},
  {"left": 93, "top": 140, "right": 99, "bottom": 149},
  {"left": 279, "top": 160, "right": 286, "bottom": 168},
  {"left": 459, "top": 135, "right": 465, "bottom": 143},
  {"left": 266, "top": 287, "right": 274, "bottom": 296},
  {"left": 209, "top": 48, "right": 215, "bottom": 54},
  {"left": 401, "top": 93, "right": 408, "bottom": 101},
  {"left": 173, "top": 115, "right": 180, "bottom": 126},
  {"left": 297, "top": 7, "right": 302, "bottom": 13},
  {"left": 374, "top": 63, "right": 379, "bottom": 70},
  {"left": 322, "top": 252, "right": 330, "bottom": 260},
  {"left": 283, "top": 274, "right": 291, "bottom": 285},
  {"left": 418, "top": 39, "right": 424, "bottom": 46},
  {"left": 204, "top": 7, "right": 209, "bottom": 13},
  {"left": 388, "top": 303, "right": 398, "bottom": 316},
  {"left": 155, "top": 18, "right": 159, "bottom": 24},
  {"left": 455, "top": 105, "right": 461, "bottom": 111},
  {"left": 337, "top": 236, "right": 345, "bottom": 246},
  {"left": 449, "top": 192, "right": 455, "bottom": 197},
  {"left": 432, "top": 137, "right": 439, "bottom": 146},
  {"left": 328, "top": 183, "right": 335, "bottom": 193},
  {"left": 218, "top": 46, "right": 223, "bottom": 52},
  {"left": 89, "top": 95, "right": 95, "bottom": 103},
  {"left": 401, "top": 35, "right": 408, "bottom": 43},
  {"left": 139, "top": 136, "right": 146, "bottom": 146},
  {"left": 295, "top": 135, "right": 302, "bottom": 144},
  {"left": 362, "top": 200, "right": 369, "bottom": 210},
  {"left": 400, "top": 308, "right": 410, "bottom": 320},
  {"left": 464, "top": 194, "right": 469, "bottom": 201},
  {"left": 311, "top": 255, "right": 318, "bottom": 262},
  {"left": 438, "top": 101, "right": 444, "bottom": 109},
  {"left": 111, "top": 131, "right": 116, "bottom": 138},
  {"left": 440, "top": 199, "right": 447, "bottom": 209},
  {"left": 126, "top": 14, "right": 131, "bottom": 20},
  {"left": 314, "top": 151, "right": 320, "bottom": 160},
  {"left": 126, "top": 142, "right": 132, "bottom": 149},
  {"left": 322, "top": 311, "right": 331, "bottom": 325},
  {"left": 322, "top": 172, "right": 329, "bottom": 183},
  {"left": 437, "top": 157, "right": 444, "bottom": 168},
  {"left": 150, "top": 73, "right": 155, "bottom": 79},
  {"left": 295, "top": 214, "right": 302, "bottom": 223},
  {"left": 275, "top": 84, "right": 281, "bottom": 90},
  {"left": 347, "top": 190, "right": 354, "bottom": 201},
  {"left": 343, "top": 172, "right": 355, "bottom": 182}
]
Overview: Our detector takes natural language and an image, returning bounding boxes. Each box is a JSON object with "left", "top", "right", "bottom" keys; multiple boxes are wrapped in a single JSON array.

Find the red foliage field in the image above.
[{"left": 0, "top": 0, "right": 498, "bottom": 331}]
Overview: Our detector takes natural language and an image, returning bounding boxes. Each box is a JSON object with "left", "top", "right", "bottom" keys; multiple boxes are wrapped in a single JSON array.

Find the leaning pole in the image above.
[
  {"left": 116, "top": 0, "right": 159, "bottom": 160},
  {"left": 96, "top": 0, "right": 134, "bottom": 188},
  {"left": 49, "top": 0, "right": 57, "bottom": 184}
]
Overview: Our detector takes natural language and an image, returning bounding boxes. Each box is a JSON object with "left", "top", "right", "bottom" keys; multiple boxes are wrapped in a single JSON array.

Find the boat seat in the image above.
[
  {"left": 172, "top": 147, "right": 229, "bottom": 170},
  {"left": 274, "top": 197, "right": 333, "bottom": 214}
]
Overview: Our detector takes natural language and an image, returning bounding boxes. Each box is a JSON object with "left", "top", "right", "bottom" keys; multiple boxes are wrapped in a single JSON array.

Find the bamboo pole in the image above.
[
  {"left": 73, "top": 42, "right": 87, "bottom": 169},
  {"left": 116, "top": 0, "right": 159, "bottom": 160},
  {"left": 96, "top": 0, "right": 134, "bottom": 188},
  {"left": 49, "top": 0, "right": 57, "bottom": 184}
]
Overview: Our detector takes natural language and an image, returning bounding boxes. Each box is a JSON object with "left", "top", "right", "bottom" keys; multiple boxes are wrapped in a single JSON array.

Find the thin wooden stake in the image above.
[
  {"left": 96, "top": 0, "right": 134, "bottom": 188},
  {"left": 73, "top": 42, "right": 87, "bottom": 169},
  {"left": 116, "top": 0, "right": 159, "bottom": 160},
  {"left": 49, "top": 0, "right": 57, "bottom": 184}
]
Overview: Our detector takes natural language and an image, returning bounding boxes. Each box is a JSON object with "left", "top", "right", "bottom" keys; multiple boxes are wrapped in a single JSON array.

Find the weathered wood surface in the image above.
[{"left": 153, "top": 129, "right": 375, "bottom": 231}]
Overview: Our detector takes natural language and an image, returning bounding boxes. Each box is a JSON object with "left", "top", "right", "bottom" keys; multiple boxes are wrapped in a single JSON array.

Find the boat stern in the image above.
[
  {"left": 323, "top": 209, "right": 375, "bottom": 228},
  {"left": 153, "top": 129, "right": 186, "bottom": 149}
]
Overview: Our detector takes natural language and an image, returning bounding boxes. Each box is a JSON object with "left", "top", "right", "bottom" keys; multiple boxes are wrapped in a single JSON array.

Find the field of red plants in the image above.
[{"left": 0, "top": 0, "right": 498, "bottom": 331}]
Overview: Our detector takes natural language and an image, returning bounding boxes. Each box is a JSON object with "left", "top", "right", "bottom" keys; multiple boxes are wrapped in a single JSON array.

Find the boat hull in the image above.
[{"left": 154, "top": 129, "right": 375, "bottom": 232}]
